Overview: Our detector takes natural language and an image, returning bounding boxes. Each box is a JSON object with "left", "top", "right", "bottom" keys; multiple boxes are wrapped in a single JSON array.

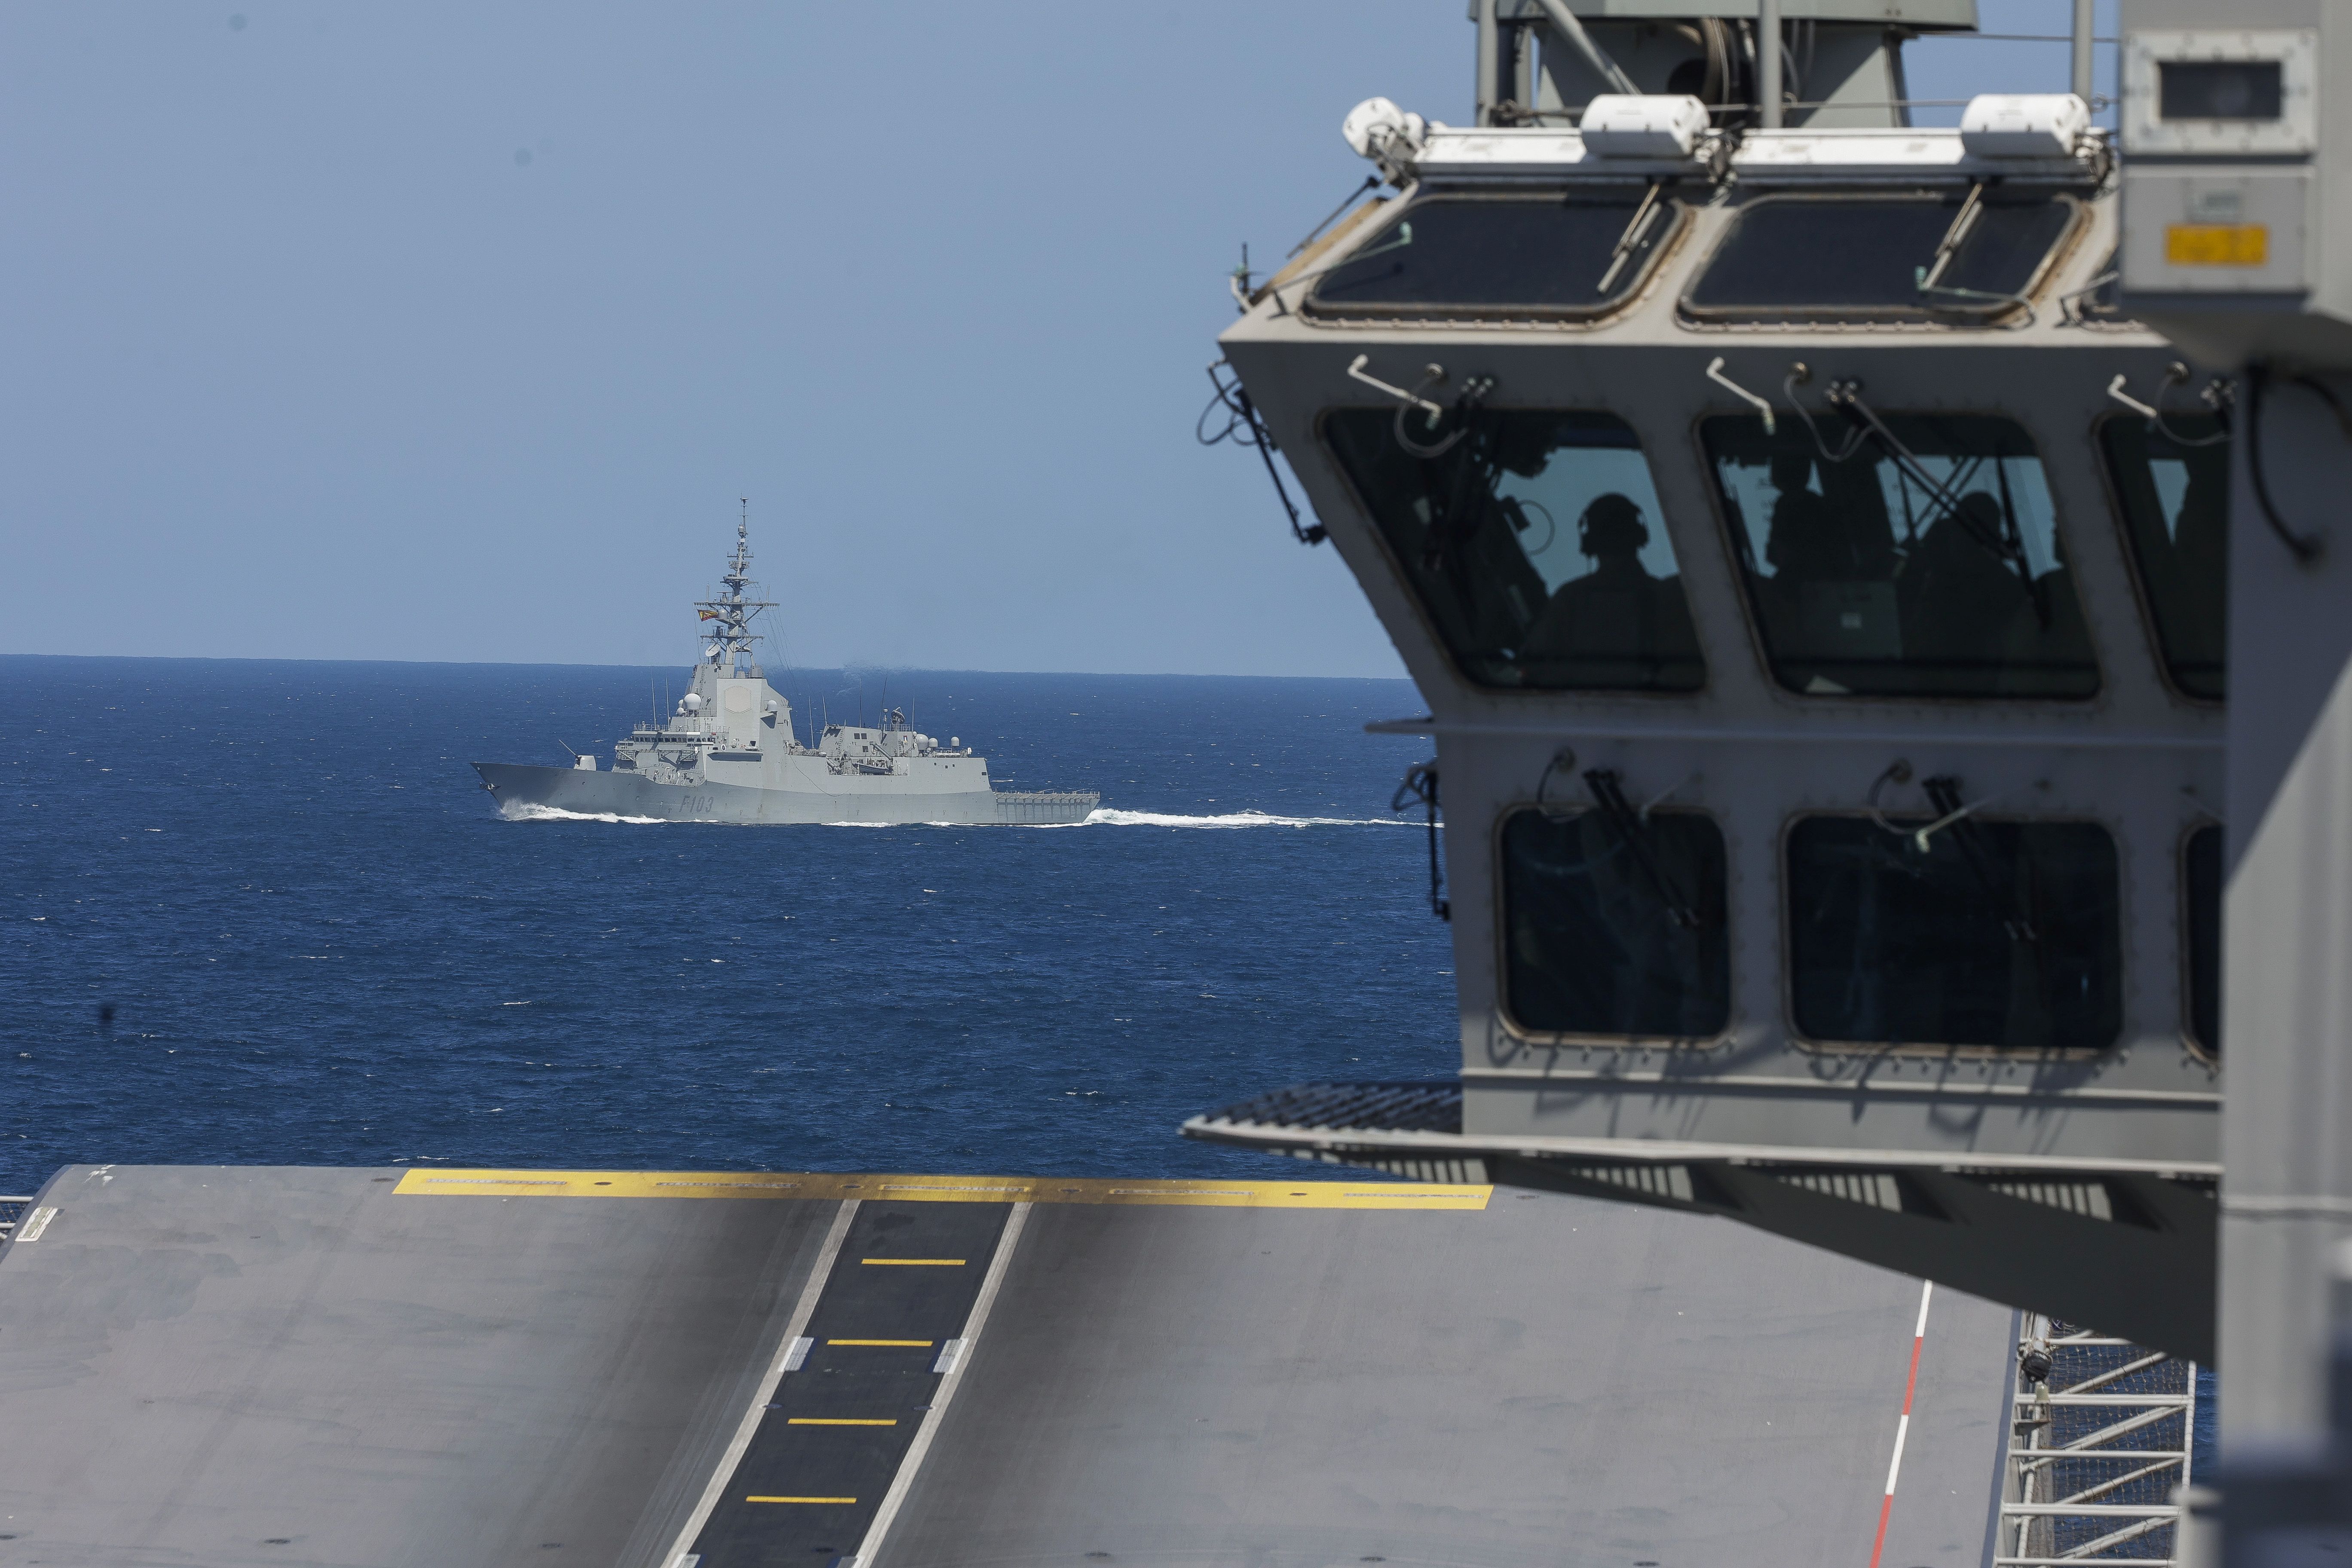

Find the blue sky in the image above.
[{"left": 0, "top": 2, "right": 2111, "bottom": 676}]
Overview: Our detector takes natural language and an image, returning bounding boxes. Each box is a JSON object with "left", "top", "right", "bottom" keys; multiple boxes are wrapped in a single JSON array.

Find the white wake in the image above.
[
  {"left": 502, "top": 803, "right": 667, "bottom": 825},
  {"left": 501, "top": 803, "right": 1400, "bottom": 830},
  {"left": 1069, "top": 808, "right": 1406, "bottom": 830}
]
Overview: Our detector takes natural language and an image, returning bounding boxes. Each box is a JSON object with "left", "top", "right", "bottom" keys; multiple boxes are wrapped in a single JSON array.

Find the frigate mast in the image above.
[{"left": 695, "top": 499, "right": 776, "bottom": 677}]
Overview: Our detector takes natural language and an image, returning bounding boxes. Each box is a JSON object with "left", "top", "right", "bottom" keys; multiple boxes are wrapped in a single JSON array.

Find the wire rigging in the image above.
[{"left": 1198, "top": 361, "right": 1324, "bottom": 545}]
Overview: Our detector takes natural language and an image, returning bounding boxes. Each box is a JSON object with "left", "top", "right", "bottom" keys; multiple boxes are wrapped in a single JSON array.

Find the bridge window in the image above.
[
  {"left": 1682, "top": 190, "right": 2079, "bottom": 323},
  {"left": 2185, "top": 824, "right": 2221, "bottom": 1056},
  {"left": 1703, "top": 413, "right": 2098, "bottom": 698},
  {"left": 1501, "top": 807, "right": 1729, "bottom": 1039},
  {"left": 1787, "top": 815, "right": 2121, "bottom": 1050},
  {"left": 2100, "top": 414, "right": 2228, "bottom": 700},
  {"left": 1325, "top": 409, "right": 1703, "bottom": 691},
  {"left": 1304, "top": 192, "right": 1682, "bottom": 321}
]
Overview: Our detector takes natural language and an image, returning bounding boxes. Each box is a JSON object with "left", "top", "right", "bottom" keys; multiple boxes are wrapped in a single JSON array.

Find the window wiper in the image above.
[
  {"left": 1917, "top": 181, "right": 1985, "bottom": 294},
  {"left": 1584, "top": 769, "right": 1699, "bottom": 928},
  {"left": 1595, "top": 180, "right": 1663, "bottom": 295},
  {"left": 1912, "top": 181, "right": 2039, "bottom": 325}
]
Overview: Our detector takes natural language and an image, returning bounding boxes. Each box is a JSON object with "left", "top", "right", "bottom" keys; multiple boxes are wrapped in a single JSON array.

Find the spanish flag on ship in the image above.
[{"left": 698, "top": 609, "right": 721, "bottom": 620}]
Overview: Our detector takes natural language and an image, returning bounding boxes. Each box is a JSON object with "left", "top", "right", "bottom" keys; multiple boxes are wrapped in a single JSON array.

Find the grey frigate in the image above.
[{"left": 472, "top": 519, "right": 1098, "bottom": 824}]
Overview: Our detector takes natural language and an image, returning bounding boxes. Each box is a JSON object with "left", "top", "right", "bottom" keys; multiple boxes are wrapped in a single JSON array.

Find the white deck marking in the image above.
[
  {"left": 1867, "top": 1280, "right": 1934, "bottom": 1568},
  {"left": 853, "top": 1203, "right": 1030, "bottom": 1565},
  {"left": 660, "top": 1200, "right": 858, "bottom": 1568},
  {"left": 16, "top": 1207, "right": 57, "bottom": 1242}
]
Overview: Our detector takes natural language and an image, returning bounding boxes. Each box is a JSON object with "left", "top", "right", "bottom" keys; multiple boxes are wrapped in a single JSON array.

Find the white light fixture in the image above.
[
  {"left": 1579, "top": 95, "right": 1709, "bottom": 158},
  {"left": 1959, "top": 94, "right": 2091, "bottom": 158},
  {"left": 1341, "top": 96, "right": 1429, "bottom": 180}
]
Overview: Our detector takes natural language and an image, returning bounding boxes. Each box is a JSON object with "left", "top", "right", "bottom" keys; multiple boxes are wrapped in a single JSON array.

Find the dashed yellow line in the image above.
[
  {"left": 787, "top": 1418, "right": 897, "bottom": 1426},
  {"left": 747, "top": 1496, "right": 854, "bottom": 1504},
  {"left": 393, "top": 1169, "right": 1490, "bottom": 1210},
  {"left": 861, "top": 1257, "right": 963, "bottom": 1266}
]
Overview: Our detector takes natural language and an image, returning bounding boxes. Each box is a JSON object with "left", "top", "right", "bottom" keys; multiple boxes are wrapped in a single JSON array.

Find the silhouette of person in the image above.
[
  {"left": 1764, "top": 451, "right": 1896, "bottom": 584},
  {"left": 1902, "top": 490, "right": 2032, "bottom": 684},
  {"left": 1523, "top": 493, "right": 1698, "bottom": 677}
]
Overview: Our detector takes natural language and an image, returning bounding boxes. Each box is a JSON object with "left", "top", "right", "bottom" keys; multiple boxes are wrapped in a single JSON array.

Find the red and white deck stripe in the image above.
[{"left": 1868, "top": 1280, "right": 1935, "bottom": 1568}]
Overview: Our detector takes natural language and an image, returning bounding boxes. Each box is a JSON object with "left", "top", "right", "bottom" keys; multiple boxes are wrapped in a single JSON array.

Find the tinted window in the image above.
[
  {"left": 1788, "top": 815, "right": 2121, "bottom": 1050},
  {"left": 2186, "top": 824, "right": 2221, "bottom": 1055},
  {"left": 1684, "top": 193, "right": 2077, "bottom": 321},
  {"left": 2100, "top": 415, "right": 2228, "bottom": 699},
  {"left": 1502, "top": 808, "right": 1729, "bottom": 1038},
  {"left": 1704, "top": 414, "right": 2098, "bottom": 698},
  {"left": 1306, "top": 193, "right": 1680, "bottom": 320},
  {"left": 1326, "top": 409, "right": 1703, "bottom": 691},
  {"left": 2161, "top": 61, "right": 2283, "bottom": 121}
]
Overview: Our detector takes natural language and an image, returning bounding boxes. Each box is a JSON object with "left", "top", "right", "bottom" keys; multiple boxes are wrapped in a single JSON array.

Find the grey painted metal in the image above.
[
  {"left": 2110, "top": 0, "right": 2352, "bottom": 1511},
  {"left": 1493, "top": 0, "right": 1978, "bottom": 23},
  {"left": 1760, "top": 0, "right": 1784, "bottom": 126},
  {"left": 1219, "top": 144, "right": 2217, "bottom": 1174},
  {"left": 2119, "top": 0, "right": 2340, "bottom": 367},
  {"left": 1532, "top": 0, "right": 1641, "bottom": 99},
  {"left": 0, "top": 1165, "right": 838, "bottom": 1568},
  {"left": 1505, "top": 3, "right": 1917, "bottom": 128},
  {"left": 0, "top": 1167, "right": 2019, "bottom": 1568},
  {"left": 1182, "top": 1108, "right": 2216, "bottom": 1357},
  {"left": 874, "top": 1192, "right": 2014, "bottom": 1568},
  {"left": 1477, "top": 0, "right": 1500, "bottom": 125},
  {"left": 2071, "top": 0, "right": 2095, "bottom": 103},
  {"left": 471, "top": 520, "right": 1097, "bottom": 827},
  {"left": 1202, "top": 9, "right": 2224, "bottom": 1357}
]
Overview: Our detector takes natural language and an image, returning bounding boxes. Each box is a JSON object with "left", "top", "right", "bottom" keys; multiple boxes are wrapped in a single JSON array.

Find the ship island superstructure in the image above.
[{"left": 473, "top": 519, "right": 1098, "bottom": 824}]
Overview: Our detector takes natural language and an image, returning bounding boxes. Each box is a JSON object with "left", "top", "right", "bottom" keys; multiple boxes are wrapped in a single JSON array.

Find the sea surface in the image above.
[{"left": 0, "top": 656, "right": 1452, "bottom": 1194}]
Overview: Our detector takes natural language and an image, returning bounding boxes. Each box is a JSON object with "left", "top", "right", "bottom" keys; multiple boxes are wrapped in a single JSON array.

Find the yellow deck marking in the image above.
[
  {"left": 787, "top": 1418, "right": 897, "bottom": 1426},
  {"left": 747, "top": 1496, "right": 855, "bottom": 1504},
  {"left": 828, "top": 1339, "right": 933, "bottom": 1347},
  {"left": 393, "top": 1169, "right": 1491, "bottom": 1210},
  {"left": 861, "top": 1258, "right": 963, "bottom": 1266}
]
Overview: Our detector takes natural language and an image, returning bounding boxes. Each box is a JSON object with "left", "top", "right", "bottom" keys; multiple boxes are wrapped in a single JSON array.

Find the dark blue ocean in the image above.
[{"left": 0, "top": 656, "right": 1452, "bottom": 1195}]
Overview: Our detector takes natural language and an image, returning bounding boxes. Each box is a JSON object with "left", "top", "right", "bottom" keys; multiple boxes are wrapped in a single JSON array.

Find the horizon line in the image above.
[{"left": 0, "top": 650, "right": 1415, "bottom": 684}]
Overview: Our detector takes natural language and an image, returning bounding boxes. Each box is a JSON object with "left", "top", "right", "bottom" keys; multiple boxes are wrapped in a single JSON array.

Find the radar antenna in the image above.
[{"left": 695, "top": 500, "right": 778, "bottom": 676}]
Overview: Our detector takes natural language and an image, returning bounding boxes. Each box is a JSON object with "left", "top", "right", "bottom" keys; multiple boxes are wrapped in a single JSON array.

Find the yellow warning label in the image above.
[
  {"left": 392, "top": 1168, "right": 1491, "bottom": 1210},
  {"left": 2166, "top": 224, "right": 2269, "bottom": 266}
]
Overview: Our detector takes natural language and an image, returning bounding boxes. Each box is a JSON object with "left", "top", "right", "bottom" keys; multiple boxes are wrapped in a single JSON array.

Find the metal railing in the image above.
[
  {"left": 1999, "top": 1317, "right": 2196, "bottom": 1565},
  {"left": 0, "top": 1197, "right": 33, "bottom": 1242}
]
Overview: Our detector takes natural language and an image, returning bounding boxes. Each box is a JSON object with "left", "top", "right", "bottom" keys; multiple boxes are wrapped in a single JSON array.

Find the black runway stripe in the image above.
[{"left": 690, "top": 1200, "right": 1013, "bottom": 1568}]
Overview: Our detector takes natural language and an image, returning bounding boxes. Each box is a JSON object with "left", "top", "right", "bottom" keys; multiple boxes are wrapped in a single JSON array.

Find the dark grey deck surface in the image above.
[
  {"left": 879, "top": 1192, "right": 2010, "bottom": 1568},
  {"left": 0, "top": 1167, "right": 2012, "bottom": 1568},
  {"left": 0, "top": 1166, "right": 834, "bottom": 1568}
]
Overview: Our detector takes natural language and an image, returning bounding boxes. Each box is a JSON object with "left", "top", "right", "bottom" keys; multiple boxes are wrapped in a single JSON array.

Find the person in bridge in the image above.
[{"left": 1522, "top": 492, "right": 1699, "bottom": 683}]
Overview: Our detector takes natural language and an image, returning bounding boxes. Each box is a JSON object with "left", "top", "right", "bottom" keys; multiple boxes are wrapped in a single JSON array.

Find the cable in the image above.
[
  {"left": 1390, "top": 762, "right": 1449, "bottom": 921},
  {"left": 1784, "top": 368, "right": 1867, "bottom": 463},
  {"left": 1199, "top": 362, "right": 1324, "bottom": 545},
  {"left": 2149, "top": 363, "right": 2230, "bottom": 450},
  {"left": 1395, "top": 369, "right": 1490, "bottom": 460},
  {"left": 2243, "top": 365, "right": 2324, "bottom": 567}
]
